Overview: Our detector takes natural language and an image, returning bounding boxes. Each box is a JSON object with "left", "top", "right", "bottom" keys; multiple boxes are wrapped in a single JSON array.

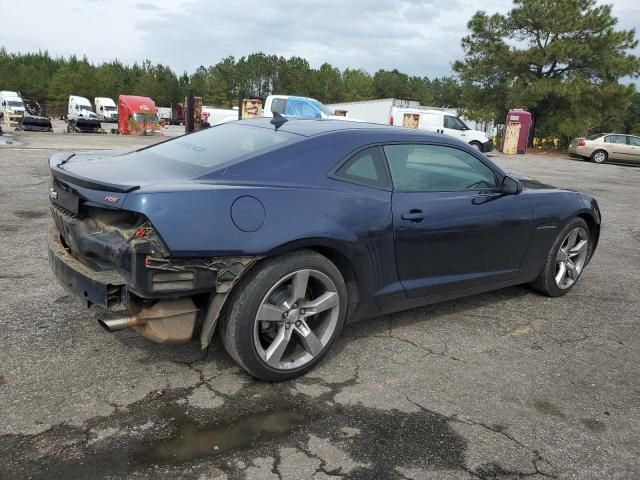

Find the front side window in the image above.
[
  {"left": 444, "top": 115, "right": 469, "bottom": 130},
  {"left": 270, "top": 98, "right": 286, "bottom": 115},
  {"left": 383, "top": 144, "right": 497, "bottom": 192},
  {"left": 605, "top": 135, "right": 626, "bottom": 144}
]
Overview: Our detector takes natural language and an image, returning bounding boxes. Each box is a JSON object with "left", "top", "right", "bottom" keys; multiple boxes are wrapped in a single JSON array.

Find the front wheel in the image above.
[
  {"left": 531, "top": 218, "right": 591, "bottom": 297},
  {"left": 470, "top": 141, "right": 482, "bottom": 152},
  {"left": 219, "top": 250, "right": 347, "bottom": 381}
]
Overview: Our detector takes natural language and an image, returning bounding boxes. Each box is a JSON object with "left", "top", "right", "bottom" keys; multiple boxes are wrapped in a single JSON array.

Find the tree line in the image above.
[
  {"left": 1, "top": 0, "right": 639, "bottom": 142},
  {"left": 0, "top": 48, "right": 462, "bottom": 115}
]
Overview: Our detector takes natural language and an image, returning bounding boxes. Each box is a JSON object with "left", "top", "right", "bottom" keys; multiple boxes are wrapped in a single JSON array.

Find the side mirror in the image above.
[{"left": 501, "top": 175, "right": 521, "bottom": 195}]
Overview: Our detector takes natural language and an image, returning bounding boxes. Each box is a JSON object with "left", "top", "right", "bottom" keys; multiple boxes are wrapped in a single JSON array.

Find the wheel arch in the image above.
[
  {"left": 264, "top": 238, "right": 362, "bottom": 317},
  {"left": 576, "top": 212, "right": 600, "bottom": 259}
]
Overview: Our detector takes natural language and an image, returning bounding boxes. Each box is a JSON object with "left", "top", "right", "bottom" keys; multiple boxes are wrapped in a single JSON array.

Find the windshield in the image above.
[
  {"left": 8, "top": 100, "right": 24, "bottom": 108},
  {"left": 79, "top": 105, "right": 93, "bottom": 111},
  {"left": 309, "top": 99, "right": 335, "bottom": 116},
  {"left": 145, "top": 123, "right": 300, "bottom": 169},
  {"left": 103, "top": 106, "right": 116, "bottom": 111},
  {"left": 133, "top": 113, "right": 159, "bottom": 123}
]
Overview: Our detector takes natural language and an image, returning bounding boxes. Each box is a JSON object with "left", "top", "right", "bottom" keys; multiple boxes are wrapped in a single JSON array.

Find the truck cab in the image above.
[
  {"left": 118, "top": 95, "right": 159, "bottom": 135},
  {"left": 263, "top": 95, "right": 345, "bottom": 120},
  {"left": 94, "top": 97, "right": 118, "bottom": 122},
  {"left": 420, "top": 109, "right": 493, "bottom": 152},
  {"left": 0, "top": 91, "right": 26, "bottom": 116},
  {"left": 68, "top": 95, "right": 98, "bottom": 120}
]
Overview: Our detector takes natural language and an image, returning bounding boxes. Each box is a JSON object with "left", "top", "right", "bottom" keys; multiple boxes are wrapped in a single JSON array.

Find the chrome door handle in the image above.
[{"left": 401, "top": 210, "right": 426, "bottom": 222}]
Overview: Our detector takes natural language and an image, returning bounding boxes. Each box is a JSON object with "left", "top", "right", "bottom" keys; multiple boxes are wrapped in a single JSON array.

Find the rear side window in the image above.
[
  {"left": 629, "top": 136, "right": 640, "bottom": 146},
  {"left": 605, "top": 135, "right": 626, "bottom": 144},
  {"left": 334, "top": 147, "right": 389, "bottom": 189},
  {"left": 146, "top": 123, "right": 299, "bottom": 169},
  {"left": 383, "top": 144, "right": 497, "bottom": 192}
]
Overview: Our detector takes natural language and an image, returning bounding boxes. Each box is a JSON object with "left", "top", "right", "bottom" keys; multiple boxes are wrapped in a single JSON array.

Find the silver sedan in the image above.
[{"left": 569, "top": 133, "right": 640, "bottom": 164}]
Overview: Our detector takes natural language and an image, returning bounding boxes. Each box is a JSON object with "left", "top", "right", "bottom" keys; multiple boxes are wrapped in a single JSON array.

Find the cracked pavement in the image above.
[{"left": 0, "top": 129, "right": 638, "bottom": 479}]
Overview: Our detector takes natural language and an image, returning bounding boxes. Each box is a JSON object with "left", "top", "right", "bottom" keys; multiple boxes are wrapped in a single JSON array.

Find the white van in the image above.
[
  {"left": 68, "top": 95, "right": 98, "bottom": 120},
  {"left": 0, "top": 91, "right": 26, "bottom": 117},
  {"left": 94, "top": 97, "right": 117, "bottom": 122},
  {"left": 419, "top": 109, "right": 493, "bottom": 152},
  {"left": 328, "top": 99, "right": 494, "bottom": 152}
]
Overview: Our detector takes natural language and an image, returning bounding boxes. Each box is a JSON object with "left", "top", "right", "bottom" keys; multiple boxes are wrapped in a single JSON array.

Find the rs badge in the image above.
[{"left": 104, "top": 195, "right": 119, "bottom": 203}]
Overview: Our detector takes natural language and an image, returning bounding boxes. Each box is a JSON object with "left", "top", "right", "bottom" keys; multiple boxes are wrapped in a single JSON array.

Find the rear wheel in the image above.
[
  {"left": 219, "top": 250, "right": 347, "bottom": 381},
  {"left": 531, "top": 218, "right": 591, "bottom": 297},
  {"left": 590, "top": 150, "right": 607, "bottom": 163}
]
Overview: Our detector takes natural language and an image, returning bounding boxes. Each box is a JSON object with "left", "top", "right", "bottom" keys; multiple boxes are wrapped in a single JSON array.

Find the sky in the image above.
[{"left": 0, "top": 0, "right": 639, "bottom": 80}]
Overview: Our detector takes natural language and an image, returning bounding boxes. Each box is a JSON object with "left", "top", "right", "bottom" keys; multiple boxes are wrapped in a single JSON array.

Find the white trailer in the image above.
[
  {"left": 156, "top": 107, "right": 172, "bottom": 123},
  {"left": 202, "top": 106, "right": 239, "bottom": 125},
  {"left": 94, "top": 97, "right": 118, "bottom": 122},
  {"left": 326, "top": 98, "right": 420, "bottom": 124}
]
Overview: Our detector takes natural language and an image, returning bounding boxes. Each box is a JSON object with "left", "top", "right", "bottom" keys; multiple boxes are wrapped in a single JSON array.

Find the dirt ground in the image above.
[{"left": 0, "top": 128, "right": 638, "bottom": 480}]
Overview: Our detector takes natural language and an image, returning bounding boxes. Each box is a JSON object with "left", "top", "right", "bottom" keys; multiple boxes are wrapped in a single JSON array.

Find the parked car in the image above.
[
  {"left": 47, "top": 119, "right": 600, "bottom": 380},
  {"left": 569, "top": 133, "right": 640, "bottom": 164}
]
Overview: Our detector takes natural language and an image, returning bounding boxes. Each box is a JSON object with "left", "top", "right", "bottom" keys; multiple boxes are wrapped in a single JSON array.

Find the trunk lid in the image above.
[{"left": 49, "top": 148, "right": 203, "bottom": 210}]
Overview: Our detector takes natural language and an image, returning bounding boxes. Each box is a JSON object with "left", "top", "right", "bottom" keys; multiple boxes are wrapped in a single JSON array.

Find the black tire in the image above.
[
  {"left": 590, "top": 149, "right": 608, "bottom": 164},
  {"left": 470, "top": 141, "right": 482, "bottom": 152},
  {"left": 531, "top": 217, "right": 592, "bottom": 297},
  {"left": 218, "top": 250, "right": 348, "bottom": 381}
]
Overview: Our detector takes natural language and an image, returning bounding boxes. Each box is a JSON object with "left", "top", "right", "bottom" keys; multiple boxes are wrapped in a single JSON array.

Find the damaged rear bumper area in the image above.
[{"left": 47, "top": 206, "right": 257, "bottom": 346}]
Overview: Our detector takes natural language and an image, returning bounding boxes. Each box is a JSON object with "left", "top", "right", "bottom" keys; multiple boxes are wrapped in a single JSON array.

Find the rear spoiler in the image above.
[{"left": 49, "top": 153, "right": 140, "bottom": 193}]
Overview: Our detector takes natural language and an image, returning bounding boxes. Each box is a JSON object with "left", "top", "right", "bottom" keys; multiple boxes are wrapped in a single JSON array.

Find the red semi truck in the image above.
[{"left": 118, "top": 95, "right": 160, "bottom": 135}]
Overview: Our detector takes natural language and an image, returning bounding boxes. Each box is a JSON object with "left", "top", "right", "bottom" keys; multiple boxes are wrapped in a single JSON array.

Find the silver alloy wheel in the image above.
[
  {"left": 593, "top": 151, "right": 607, "bottom": 163},
  {"left": 555, "top": 227, "right": 589, "bottom": 289},
  {"left": 253, "top": 269, "right": 340, "bottom": 370}
]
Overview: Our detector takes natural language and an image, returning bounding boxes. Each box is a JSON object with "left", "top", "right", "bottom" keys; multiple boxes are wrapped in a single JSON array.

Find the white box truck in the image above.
[
  {"left": 327, "top": 99, "right": 494, "bottom": 152},
  {"left": 68, "top": 95, "right": 98, "bottom": 120},
  {"left": 0, "top": 91, "right": 26, "bottom": 117},
  {"left": 94, "top": 97, "right": 118, "bottom": 122}
]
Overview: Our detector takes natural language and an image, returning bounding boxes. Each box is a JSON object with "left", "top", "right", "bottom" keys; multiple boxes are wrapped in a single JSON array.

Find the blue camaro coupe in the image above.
[{"left": 48, "top": 118, "right": 600, "bottom": 380}]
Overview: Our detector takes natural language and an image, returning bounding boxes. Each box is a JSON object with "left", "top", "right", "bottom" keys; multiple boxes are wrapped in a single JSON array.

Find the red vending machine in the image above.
[{"left": 501, "top": 109, "right": 532, "bottom": 154}]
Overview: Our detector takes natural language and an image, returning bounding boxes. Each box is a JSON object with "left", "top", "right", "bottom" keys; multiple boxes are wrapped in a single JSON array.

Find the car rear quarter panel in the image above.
[{"left": 122, "top": 184, "right": 397, "bottom": 304}]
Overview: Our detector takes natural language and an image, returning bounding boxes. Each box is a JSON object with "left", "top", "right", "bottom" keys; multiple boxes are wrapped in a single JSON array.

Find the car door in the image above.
[
  {"left": 604, "top": 135, "right": 629, "bottom": 160},
  {"left": 626, "top": 136, "right": 640, "bottom": 163},
  {"left": 385, "top": 143, "right": 534, "bottom": 298},
  {"left": 442, "top": 115, "right": 468, "bottom": 142}
]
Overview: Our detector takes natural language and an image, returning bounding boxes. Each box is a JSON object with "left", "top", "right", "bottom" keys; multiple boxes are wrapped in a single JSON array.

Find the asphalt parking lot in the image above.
[{"left": 0, "top": 128, "right": 638, "bottom": 480}]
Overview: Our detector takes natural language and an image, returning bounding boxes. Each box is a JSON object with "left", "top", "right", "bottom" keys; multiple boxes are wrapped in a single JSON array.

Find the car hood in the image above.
[
  {"left": 48, "top": 148, "right": 202, "bottom": 193},
  {"left": 513, "top": 175, "right": 557, "bottom": 190}
]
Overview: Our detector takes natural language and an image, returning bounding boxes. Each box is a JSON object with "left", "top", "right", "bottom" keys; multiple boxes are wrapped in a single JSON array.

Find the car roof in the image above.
[{"left": 238, "top": 117, "right": 448, "bottom": 142}]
